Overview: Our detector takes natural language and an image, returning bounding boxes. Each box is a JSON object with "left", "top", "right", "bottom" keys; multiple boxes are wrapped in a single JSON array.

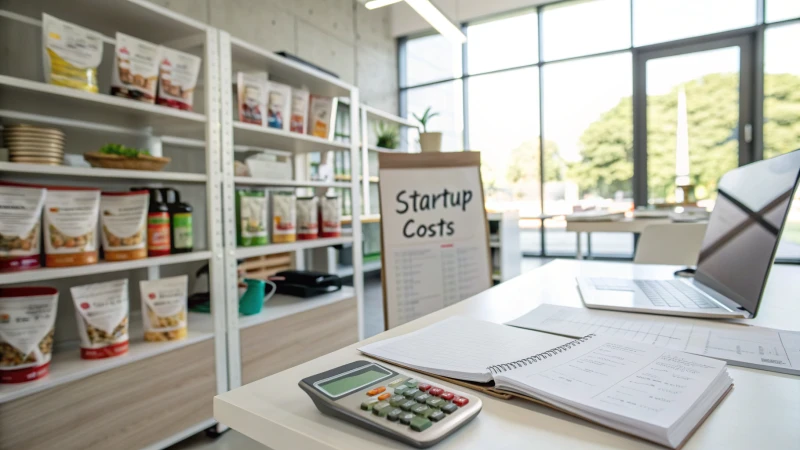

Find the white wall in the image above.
[
  {"left": 390, "top": 0, "right": 551, "bottom": 37},
  {"left": 149, "top": 0, "right": 399, "bottom": 113}
]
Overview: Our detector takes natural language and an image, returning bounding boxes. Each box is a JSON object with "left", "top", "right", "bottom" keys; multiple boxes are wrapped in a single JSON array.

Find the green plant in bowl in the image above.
[
  {"left": 376, "top": 122, "right": 399, "bottom": 149},
  {"left": 99, "top": 143, "right": 151, "bottom": 158}
]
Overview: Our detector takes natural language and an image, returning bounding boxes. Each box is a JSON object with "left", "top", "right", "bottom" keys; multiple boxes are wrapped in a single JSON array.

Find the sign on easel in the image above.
[{"left": 379, "top": 152, "right": 492, "bottom": 330}]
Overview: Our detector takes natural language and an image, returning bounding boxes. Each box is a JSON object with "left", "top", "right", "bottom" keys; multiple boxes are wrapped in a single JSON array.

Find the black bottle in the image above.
[{"left": 160, "top": 187, "right": 193, "bottom": 253}]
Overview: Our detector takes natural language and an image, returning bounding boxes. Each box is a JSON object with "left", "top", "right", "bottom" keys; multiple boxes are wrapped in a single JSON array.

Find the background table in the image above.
[
  {"left": 565, "top": 218, "right": 676, "bottom": 259},
  {"left": 214, "top": 260, "right": 800, "bottom": 450}
]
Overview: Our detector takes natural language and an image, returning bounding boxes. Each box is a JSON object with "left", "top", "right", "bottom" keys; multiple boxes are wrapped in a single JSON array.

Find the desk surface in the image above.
[{"left": 214, "top": 260, "right": 800, "bottom": 450}]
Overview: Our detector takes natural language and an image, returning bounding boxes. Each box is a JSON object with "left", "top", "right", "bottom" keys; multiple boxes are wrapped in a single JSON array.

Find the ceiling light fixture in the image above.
[
  {"left": 403, "top": 0, "right": 466, "bottom": 43},
  {"left": 364, "top": 0, "right": 402, "bottom": 9}
]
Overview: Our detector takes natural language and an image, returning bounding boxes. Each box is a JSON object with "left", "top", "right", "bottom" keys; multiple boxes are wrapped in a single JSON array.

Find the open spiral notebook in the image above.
[{"left": 360, "top": 317, "right": 733, "bottom": 449}]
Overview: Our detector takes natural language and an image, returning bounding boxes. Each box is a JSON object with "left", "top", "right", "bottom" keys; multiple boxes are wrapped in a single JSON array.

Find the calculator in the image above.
[{"left": 299, "top": 360, "right": 482, "bottom": 448}]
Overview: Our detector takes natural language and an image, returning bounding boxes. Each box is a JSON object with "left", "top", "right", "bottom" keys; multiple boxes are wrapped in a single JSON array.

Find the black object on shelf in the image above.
[
  {"left": 276, "top": 51, "right": 339, "bottom": 79},
  {"left": 161, "top": 187, "right": 194, "bottom": 254},
  {"left": 271, "top": 270, "right": 342, "bottom": 298}
]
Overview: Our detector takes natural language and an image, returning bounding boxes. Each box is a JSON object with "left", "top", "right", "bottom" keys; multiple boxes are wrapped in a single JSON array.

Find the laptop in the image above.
[{"left": 577, "top": 149, "right": 800, "bottom": 319}]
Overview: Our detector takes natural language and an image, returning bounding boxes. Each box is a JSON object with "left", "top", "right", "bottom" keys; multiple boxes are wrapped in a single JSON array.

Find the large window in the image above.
[{"left": 400, "top": 0, "right": 800, "bottom": 261}]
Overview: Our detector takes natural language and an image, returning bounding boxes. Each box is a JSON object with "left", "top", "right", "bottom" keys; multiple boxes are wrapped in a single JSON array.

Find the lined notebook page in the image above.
[{"left": 359, "top": 317, "right": 571, "bottom": 382}]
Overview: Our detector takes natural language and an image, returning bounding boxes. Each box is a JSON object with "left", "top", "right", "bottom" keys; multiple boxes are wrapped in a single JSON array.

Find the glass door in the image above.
[{"left": 634, "top": 34, "right": 754, "bottom": 208}]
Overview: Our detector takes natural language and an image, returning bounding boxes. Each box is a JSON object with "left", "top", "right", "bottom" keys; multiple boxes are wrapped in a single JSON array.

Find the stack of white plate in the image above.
[{"left": 3, "top": 124, "right": 65, "bottom": 165}]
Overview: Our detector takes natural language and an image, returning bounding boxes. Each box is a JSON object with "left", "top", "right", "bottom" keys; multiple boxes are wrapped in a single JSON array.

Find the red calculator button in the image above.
[
  {"left": 428, "top": 387, "right": 444, "bottom": 396},
  {"left": 453, "top": 396, "right": 469, "bottom": 407},
  {"left": 418, "top": 384, "right": 431, "bottom": 391},
  {"left": 439, "top": 392, "right": 455, "bottom": 401},
  {"left": 367, "top": 386, "right": 386, "bottom": 396}
]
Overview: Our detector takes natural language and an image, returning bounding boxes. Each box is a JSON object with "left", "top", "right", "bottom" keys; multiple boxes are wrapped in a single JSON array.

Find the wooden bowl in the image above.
[{"left": 83, "top": 152, "right": 171, "bottom": 171}]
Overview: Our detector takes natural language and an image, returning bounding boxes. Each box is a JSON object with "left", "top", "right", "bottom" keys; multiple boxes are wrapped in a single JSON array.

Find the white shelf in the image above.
[
  {"left": 235, "top": 237, "right": 353, "bottom": 259},
  {"left": 361, "top": 105, "right": 419, "bottom": 129},
  {"left": 230, "top": 36, "right": 353, "bottom": 98},
  {"left": 336, "top": 259, "right": 382, "bottom": 277},
  {"left": 0, "top": 75, "right": 207, "bottom": 138},
  {"left": 368, "top": 145, "right": 399, "bottom": 153},
  {"left": 233, "top": 176, "right": 350, "bottom": 189},
  {"left": 0, "top": 251, "right": 212, "bottom": 284},
  {"left": 238, "top": 286, "right": 355, "bottom": 330},
  {"left": 0, "top": 162, "right": 207, "bottom": 182},
  {"left": 0, "top": 329, "right": 214, "bottom": 404},
  {"left": 232, "top": 121, "right": 351, "bottom": 153}
]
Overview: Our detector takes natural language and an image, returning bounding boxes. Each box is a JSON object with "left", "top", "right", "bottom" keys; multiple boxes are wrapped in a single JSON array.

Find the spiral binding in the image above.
[{"left": 486, "top": 334, "right": 596, "bottom": 374}]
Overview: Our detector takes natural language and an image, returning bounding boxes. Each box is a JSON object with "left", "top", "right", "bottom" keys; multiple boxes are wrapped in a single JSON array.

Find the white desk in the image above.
[
  {"left": 214, "top": 260, "right": 800, "bottom": 450},
  {"left": 565, "top": 218, "right": 675, "bottom": 259}
]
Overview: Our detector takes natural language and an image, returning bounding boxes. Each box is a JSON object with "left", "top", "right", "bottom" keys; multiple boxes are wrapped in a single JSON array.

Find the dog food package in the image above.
[
  {"left": 110, "top": 33, "right": 161, "bottom": 103},
  {"left": 140, "top": 275, "right": 188, "bottom": 342},
  {"left": 157, "top": 47, "right": 202, "bottom": 111},
  {"left": 290, "top": 89, "right": 310, "bottom": 134},
  {"left": 296, "top": 196, "right": 319, "bottom": 240},
  {"left": 70, "top": 279, "right": 129, "bottom": 359},
  {"left": 42, "top": 14, "right": 104, "bottom": 93},
  {"left": 307, "top": 95, "right": 337, "bottom": 139},
  {"left": 319, "top": 195, "right": 342, "bottom": 238},
  {"left": 236, "top": 190, "right": 268, "bottom": 246},
  {"left": 267, "top": 81, "right": 292, "bottom": 131},
  {"left": 0, "top": 287, "right": 58, "bottom": 383},
  {"left": 43, "top": 186, "right": 100, "bottom": 267},
  {"left": 237, "top": 72, "right": 268, "bottom": 126},
  {"left": 100, "top": 191, "right": 148, "bottom": 261},
  {"left": 271, "top": 192, "right": 296, "bottom": 243},
  {"left": 0, "top": 182, "right": 45, "bottom": 272}
]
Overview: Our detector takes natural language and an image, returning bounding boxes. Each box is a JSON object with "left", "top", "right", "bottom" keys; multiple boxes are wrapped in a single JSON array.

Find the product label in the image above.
[
  {"left": 173, "top": 213, "right": 193, "bottom": 249},
  {"left": 43, "top": 188, "right": 100, "bottom": 266},
  {"left": 111, "top": 33, "right": 161, "bottom": 102},
  {"left": 101, "top": 192, "right": 148, "bottom": 261},
  {"left": 0, "top": 185, "right": 45, "bottom": 261},
  {"left": 297, "top": 198, "right": 318, "bottom": 239},
  {"left": 140, "top": 276, "right": 188, "bottom": 341},
  {"left": 147, "top": 212, "right": 171, "bottom": 252},
  {"left": 157, "top": 47, "right": 201, "bottom": 109},
  {"left": 0, "top": 291, "right": 58, "bottom": 372},
  {"left": 321, "top": 196, "right": 342, "bottom": 235},
  {"left": 43, "top": 14, "right": 103, "bottom": 92},
  {"left": 70, "top": 279, "right": 129, "bottom": 358}
]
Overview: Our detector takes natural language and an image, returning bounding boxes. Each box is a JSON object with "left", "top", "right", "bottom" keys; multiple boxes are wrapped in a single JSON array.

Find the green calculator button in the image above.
[
  {"left": 394, "top": 385, "right": 409, "bottom": 395},
  {"left": 387, "top": 408, "right": 403, "bottom": 422},
  {"left": 410, "top": 404, "right": 430, "bottom": 415},
  {"left": 400, "top": 400, "right": 417, "bottom": 411},
  {"left": 410, "top": 415, "right": 432, "bottom": 432},
  {"left": 441, "top": 403, "right": 458, "bottom": 414},
  {"left": 403, "top": 388, "right": 420, "bottom": 398},
  {"left": 360, "top": 398, "right": 379, "bottom": 411},
  {"left": 429, "top": 410, "right": 446, "bottom": 422},
  {"left": 426, "top": 397, "right": 446, "bottom": 408},
  {"left": 372, "top": 401, "right": 393, "bottom": 417},
  {"left": 399, "top": 412, "right": 415, "bottom": 424},
  {"left": 405, "top": 379, "right": 418, "bottom": 388},
  {"left": 388, "top": 378, "right": 407, "bottom": 388},
  {"left": 414, "top": 392, "right": 431, "bottom": 403},
  {"left": 389, "top": 395, "right": 407, "bottom": 407}
]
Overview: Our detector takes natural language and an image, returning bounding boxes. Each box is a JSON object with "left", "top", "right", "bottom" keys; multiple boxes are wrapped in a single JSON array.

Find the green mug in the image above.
[{"left": 239, "top": 278, "right": 276, "bottom": 316}]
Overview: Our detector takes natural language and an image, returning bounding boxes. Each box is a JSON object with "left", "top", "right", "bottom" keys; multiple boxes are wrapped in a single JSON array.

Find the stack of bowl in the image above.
[{"left": 3, "top": 124, "right": 65, "bottom": 165}]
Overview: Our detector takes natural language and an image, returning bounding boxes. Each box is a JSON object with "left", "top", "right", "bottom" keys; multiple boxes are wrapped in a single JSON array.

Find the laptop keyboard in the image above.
[{"left": 633, "top": 280, "right": 718, "bottom": 308}]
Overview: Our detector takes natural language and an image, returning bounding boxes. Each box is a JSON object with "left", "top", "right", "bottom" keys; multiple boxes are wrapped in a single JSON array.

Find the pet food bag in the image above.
[
  {"left": 319, "top": 195, "right": 342, "bottom": 238},
  {"left": 43, "top": 186, "right": 100, "bottom": 267},
  {"left": 266, "top": 81, "right": 292, "bottom": 131},
  {"left": 70, "top": 279, "right": 129, "bottom": 359},
  {"left": 307, "top": 95, "right": 337, "bottom": 139},
  {"left": 290, "top": 89, "right": 310, "bottom": 134},
  {"left": 111, "top": 33, "right": 161, "bottom": 103},
  {"left": 0, "top": 182, "right": 45, "bottom": 272},
  {"left": 236, "top": 190, "right": 268, "bottom": 246},
  {"left": 42, "top": 14, "right": 104, "bottom": 93},
  {"left": 157, "top": 47, "right": 202, "bottom": 111},
  {"left": 296, "top": 196, "right": 319, "bottom": 240},
  {"left": 100, "top": 190, "right": 148, "bottom": 261},
  {"left": 140, "top": 275, "right": 188, "bottom": 342},
  {"left": 237, "top": 72, "right": 268, "bottom": 126},
  {"left": 0, "top": 287, "right": 58, "bottom": 383},
  {"left": 271, "top": 192, "right": 296, "bottom": 243}
]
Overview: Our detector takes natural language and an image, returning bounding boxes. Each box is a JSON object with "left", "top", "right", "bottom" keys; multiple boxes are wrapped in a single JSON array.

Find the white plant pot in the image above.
[{"left": 419, "top": 132, "right": 443, "bottom": 153}]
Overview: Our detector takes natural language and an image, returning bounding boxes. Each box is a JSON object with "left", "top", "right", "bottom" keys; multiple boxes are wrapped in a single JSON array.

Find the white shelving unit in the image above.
[
  {"left": 218, "top": 32, "right": 365, "bottom": 391},
  {"left": 488, "top": 210, "right": 522, "bottom": 284},
  {"left": 0, "top": 1, "right": 227, "bottom": 447}
]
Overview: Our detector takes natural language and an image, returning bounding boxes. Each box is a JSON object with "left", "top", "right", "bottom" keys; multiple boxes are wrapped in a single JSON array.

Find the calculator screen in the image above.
[{"left": 317, "top": 366, "right": 391, "bottom": 397}]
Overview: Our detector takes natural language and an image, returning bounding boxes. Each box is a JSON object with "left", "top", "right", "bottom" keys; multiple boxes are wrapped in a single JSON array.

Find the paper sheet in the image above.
[{"left": 507, "top": 304, "right": 800, "bottom": 375}]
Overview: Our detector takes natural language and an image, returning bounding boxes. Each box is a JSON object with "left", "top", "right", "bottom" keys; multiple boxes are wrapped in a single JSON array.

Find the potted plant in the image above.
[
  {"left": 413, "top": 107, "right": 442, "bottom": 153},
  {"left": 376, "top": 122, "right": 399, "bottom": 150}
]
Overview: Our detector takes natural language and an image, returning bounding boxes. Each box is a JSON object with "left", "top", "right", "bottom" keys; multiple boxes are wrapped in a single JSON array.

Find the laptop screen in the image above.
[{"left": 694, "top": 149, "right": 800, "bottom": 315}]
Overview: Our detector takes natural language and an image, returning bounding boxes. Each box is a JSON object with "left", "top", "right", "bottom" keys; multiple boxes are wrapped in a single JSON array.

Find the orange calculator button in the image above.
[
  {"left": 377, "top": 392, "right": 391, "bottom": 401},
  {"left": 366, "top": 386, "right": 386, "bottom": 396}
]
